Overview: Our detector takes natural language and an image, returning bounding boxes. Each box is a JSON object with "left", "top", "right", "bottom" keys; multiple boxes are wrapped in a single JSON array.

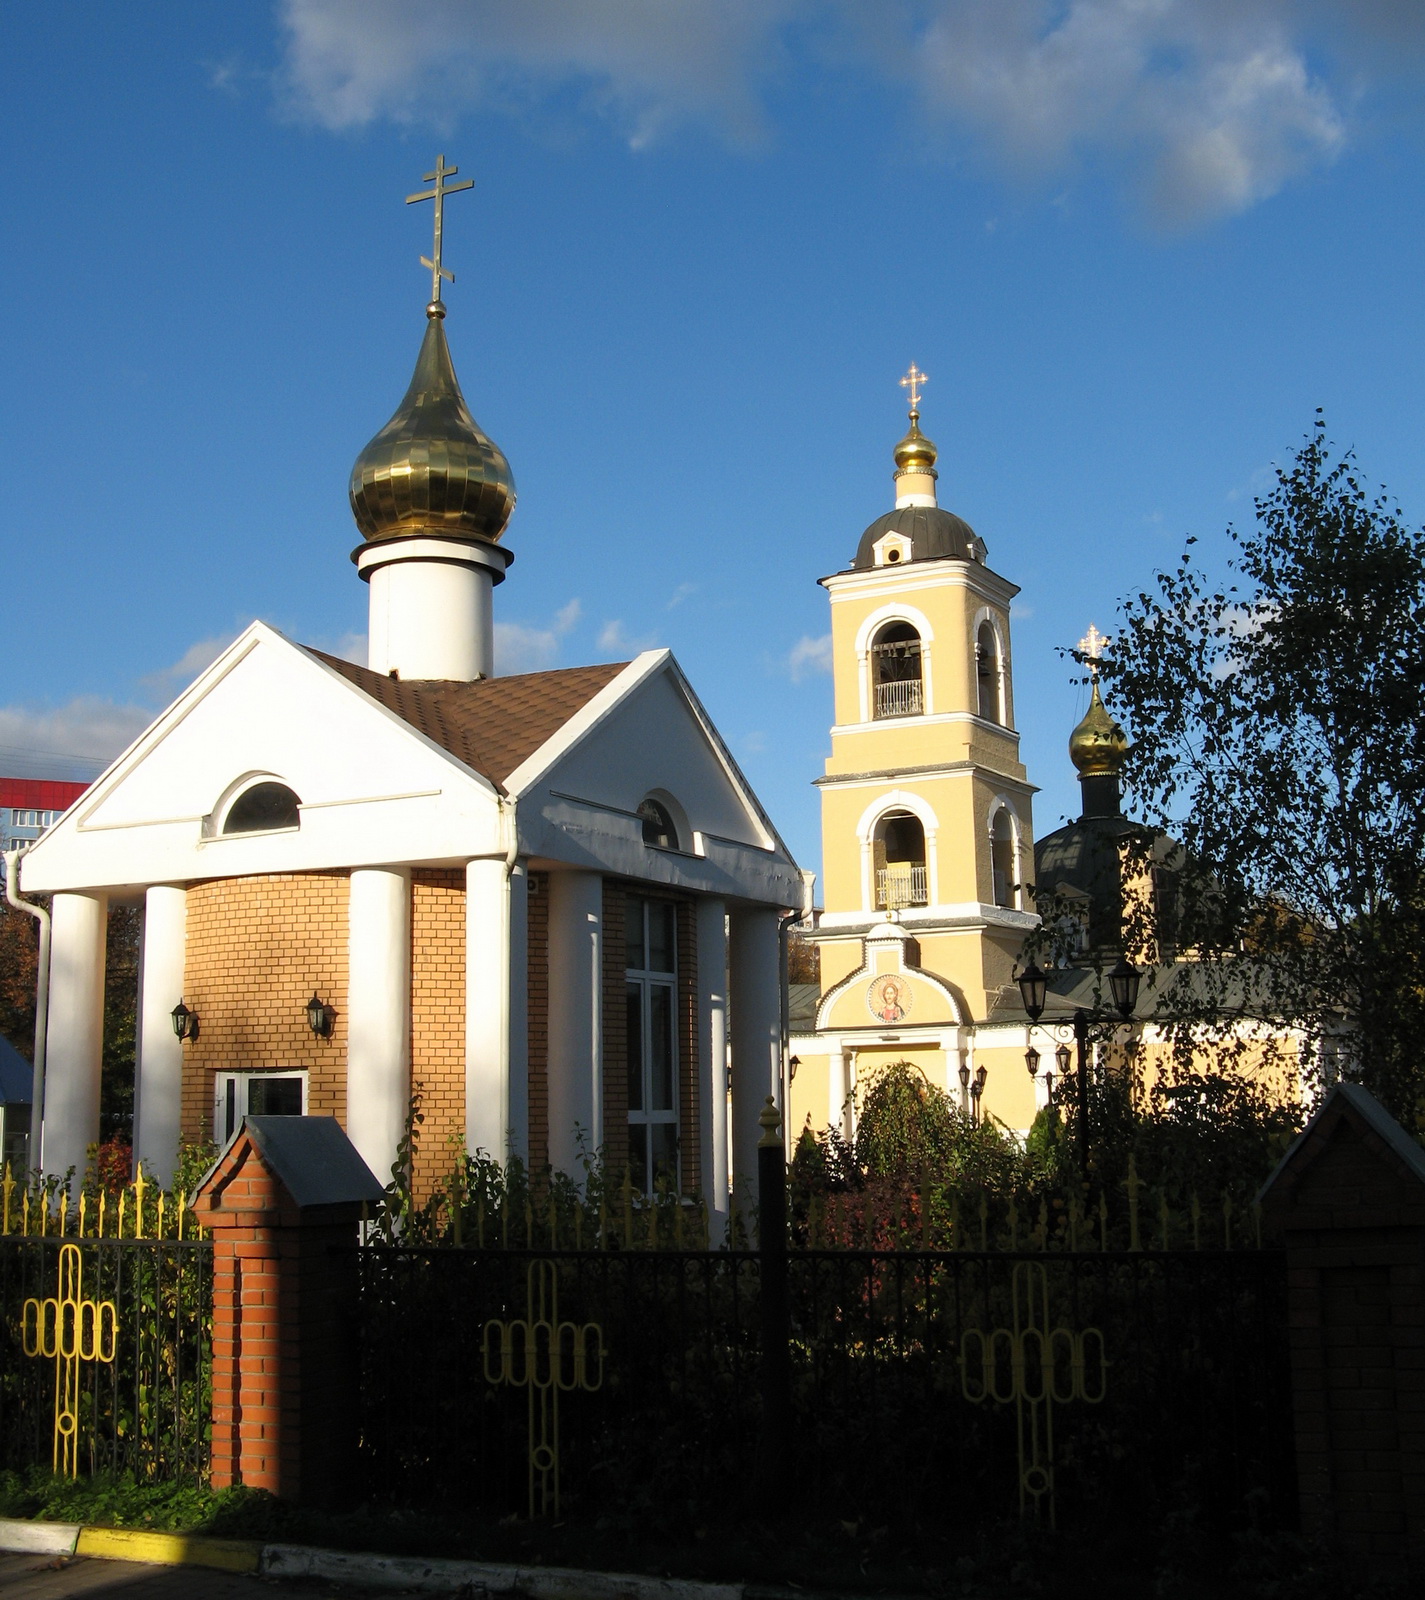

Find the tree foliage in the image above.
[{"left": 1098, "top": 417, "right": 1425, "bottom": 1125}]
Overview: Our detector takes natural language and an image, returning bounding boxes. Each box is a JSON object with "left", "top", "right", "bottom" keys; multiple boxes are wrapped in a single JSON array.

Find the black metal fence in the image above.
[
  {"left": 0, "top": 1235, "right": 212, "bottom": 1481},
  {"left": 349, "top": 1241, "right": 1294, "bottom": 1535}
]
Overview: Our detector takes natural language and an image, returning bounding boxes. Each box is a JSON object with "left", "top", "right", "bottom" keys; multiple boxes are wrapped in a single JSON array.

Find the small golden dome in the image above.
[
  {"left": 893, "top": 411, "right": 939, "bottom": 477},
  {"left": 349, "top": 306, "right": 516, "bottom": 544},
  {"left": 1069, "top": 681, "right": 1129, "bottom": 777}
]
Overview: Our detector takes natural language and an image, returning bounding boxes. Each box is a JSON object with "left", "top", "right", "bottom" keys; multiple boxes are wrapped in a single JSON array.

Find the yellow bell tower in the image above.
[{"left": 790, "top": 367, "right": 1039, "bottom": 1136}]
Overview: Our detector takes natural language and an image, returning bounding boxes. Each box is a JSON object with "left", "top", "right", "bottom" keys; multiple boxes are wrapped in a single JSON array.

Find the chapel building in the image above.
[
  {"left": 14, "top": 163, "right": 804, "bottom": 1222},
  {"left": 788, "top": 380, "right": 1045, "bottom": 1138}
]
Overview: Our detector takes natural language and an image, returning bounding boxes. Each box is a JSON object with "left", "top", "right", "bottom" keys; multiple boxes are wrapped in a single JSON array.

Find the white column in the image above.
[
  {"left": 696, "top": 898, "right": 729, "bottom": 1230},
  {"left": 134, "top": 885, "right": 187, "bottom": 1185},
  {"left": 43, "top": 891, "right": 108, "bottom": 1184},
  {"left": 728, "top": 907, "right": 782, "bottom": 1209},
  {"left": 546, "top": 871, "right": 603, "bottom": 1178},
  {"left": 346, "top": 867, "right": 411, "bottom": 1185},
  {"left": 830, "top": 1047, "right": 853, "bottom": 1141},
  {"left": 507, "top": 861, "right": 529, "bottom": 1164},
  {"left": 466, "top": 857, "right": 513, "bottom": 1161}
]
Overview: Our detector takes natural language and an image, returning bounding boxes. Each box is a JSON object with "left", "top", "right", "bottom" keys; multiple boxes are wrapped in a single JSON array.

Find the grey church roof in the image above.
[{"left": 853, "top": 505, "right": 984, "bottom": 570}]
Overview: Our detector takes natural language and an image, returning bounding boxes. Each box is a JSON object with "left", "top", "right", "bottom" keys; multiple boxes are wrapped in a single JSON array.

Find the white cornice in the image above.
[
  {"left": 814, "top": 903, "right": 1040, "bottom": 934},
  {"left": 817, "top": 761, "right": 1036, "bottom": 796},
  {"left": 822, "top": 562, "right": 1019, "bottom": 605},
  {"left": 830, "top": 710, "right": 1021, "bottom": 741}
]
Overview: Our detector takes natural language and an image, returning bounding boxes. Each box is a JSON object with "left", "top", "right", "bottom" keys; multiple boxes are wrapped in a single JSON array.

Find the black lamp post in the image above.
[
  {"left": 970, "top": 1063, "right": 988, "bottom": 1126},
  {"left": 1018, "top": 955, "right": 1140, "bottom": 1183}
]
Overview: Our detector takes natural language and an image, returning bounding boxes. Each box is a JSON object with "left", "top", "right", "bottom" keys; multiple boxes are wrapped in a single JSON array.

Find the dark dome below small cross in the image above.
[{"left": 855, "top": 505, "right": 984, "bottom": 570}]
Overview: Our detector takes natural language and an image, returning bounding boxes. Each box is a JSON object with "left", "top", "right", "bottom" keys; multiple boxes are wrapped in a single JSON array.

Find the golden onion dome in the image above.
[
  {"left": 893, "top": 410, "right": 939, "bottom": 477},
  {"left": 349, "top": 305, "right": 516, "bottom": 544},
  {"left": 1069, "top": 681, "right": 1129, "bottom": 777}
]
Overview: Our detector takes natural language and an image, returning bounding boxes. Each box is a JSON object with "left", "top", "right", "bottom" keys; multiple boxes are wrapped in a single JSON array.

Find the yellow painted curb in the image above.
[{"left": 74, "top": 1527, "right": 260, "bottom": 1572}]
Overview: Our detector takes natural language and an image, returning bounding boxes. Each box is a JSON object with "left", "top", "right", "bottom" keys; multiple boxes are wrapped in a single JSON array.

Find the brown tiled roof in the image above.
[{"left": 306, "top": 650, "right": 630, "bottom": 789}]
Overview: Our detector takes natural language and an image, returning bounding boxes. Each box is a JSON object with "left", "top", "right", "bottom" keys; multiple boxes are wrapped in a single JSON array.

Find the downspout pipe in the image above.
[{"left": 4, "top": 849, "right": 50, "bottom": 1173}]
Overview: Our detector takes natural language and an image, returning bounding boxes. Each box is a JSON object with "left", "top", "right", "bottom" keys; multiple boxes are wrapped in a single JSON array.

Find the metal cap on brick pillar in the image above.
[
  {"left": 193, "top": 1116, "right": 385, "bottom": 1505},
  {"left": 757, "top": 1096, "right": 791, "bottom": 1497}
]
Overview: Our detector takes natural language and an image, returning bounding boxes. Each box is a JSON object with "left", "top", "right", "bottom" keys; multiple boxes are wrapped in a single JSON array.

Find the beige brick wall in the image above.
[
  {"left": 181, "top": 873, "right": 349, "bottom": 1144},
  {"left": 410, "top": 868, "right": 465, "bottom": 1198}
]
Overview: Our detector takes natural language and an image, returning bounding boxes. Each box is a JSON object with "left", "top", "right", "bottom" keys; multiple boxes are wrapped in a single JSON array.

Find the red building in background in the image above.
[{"left": 1, "top": 778, "right": 90, "bottom": 855}]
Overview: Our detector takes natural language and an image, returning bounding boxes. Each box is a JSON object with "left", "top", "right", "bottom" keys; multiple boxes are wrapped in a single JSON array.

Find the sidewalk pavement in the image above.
[{"left": 0, "top": 1549, "right": 390, "bottom": 1597}]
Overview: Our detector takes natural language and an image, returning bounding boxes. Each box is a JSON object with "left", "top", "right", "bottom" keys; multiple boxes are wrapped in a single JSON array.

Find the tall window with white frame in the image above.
[{"left": 626, "top": 896, "right": 679, "bottom": 1194}]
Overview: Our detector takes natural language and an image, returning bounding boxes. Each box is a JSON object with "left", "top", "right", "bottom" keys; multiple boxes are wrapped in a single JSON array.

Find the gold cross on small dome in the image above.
[
  {"left": 407, "top": 153, "right": 474, "bottom": 307},
  {"left": 899, "top": 362, "right": 928, "bottom": 413},
  {"left": 1077, "top": 623, "right": 1109, "bottom": 676}
]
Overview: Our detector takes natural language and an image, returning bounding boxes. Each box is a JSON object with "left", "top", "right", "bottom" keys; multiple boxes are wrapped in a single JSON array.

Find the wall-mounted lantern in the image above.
[
  {"left": 171, "top": 1000, "right": 198, "bottom": 1041},
  {"left": 306, "top": 993, "right": 336, "bottom": 1039}
]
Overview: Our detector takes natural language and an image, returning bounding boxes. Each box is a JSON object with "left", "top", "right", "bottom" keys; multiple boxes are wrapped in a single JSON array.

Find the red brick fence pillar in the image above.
[
  {"left": 1260, "top": 1082, "right": 1425, "bottom": 1567},
  {"left": 193, "top": 1115, "right": 385, "bottom": 1504}
]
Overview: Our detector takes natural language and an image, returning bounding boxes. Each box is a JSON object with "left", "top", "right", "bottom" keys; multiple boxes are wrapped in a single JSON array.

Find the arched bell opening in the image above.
[
  {"left": 871, "top": 622, "right": 924, "bottom": 719},
  {"left": 874, "top": 811, "right": 928, "bottom": 910},
  {"left": 976, "top": 620, "right": 1004, "bottom": 724},
  {"left": 990, "top": 808, "right": 1018, "bottom": 909}
]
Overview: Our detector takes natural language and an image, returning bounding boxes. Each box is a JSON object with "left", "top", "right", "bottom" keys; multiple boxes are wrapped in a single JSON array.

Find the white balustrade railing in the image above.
[
  {"left": 874, "top": 678, "right": 923, "bottom": 719},
  {"left": 877, "top": 863, "right": 928, "bottom": 910}
]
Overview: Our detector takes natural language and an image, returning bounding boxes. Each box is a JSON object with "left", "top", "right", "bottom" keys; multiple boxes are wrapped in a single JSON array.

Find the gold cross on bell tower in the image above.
[
  {"left": 407, "top": 154, "right": 475, "bottom": 308},
  {"left": 899, "top": 362, "right": 928, "bottom": 414}
]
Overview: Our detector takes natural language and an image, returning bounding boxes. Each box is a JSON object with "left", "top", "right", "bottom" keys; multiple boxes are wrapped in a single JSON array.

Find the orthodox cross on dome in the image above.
[
  {"left": 1077, "top": 623, "right": 1109, "bottom": 679},
  {"left": 899, "top": 362, "right": 928, "bottom": 415},
  {"left": 406, "top": 153, "right": 474, "bottom": 306}
]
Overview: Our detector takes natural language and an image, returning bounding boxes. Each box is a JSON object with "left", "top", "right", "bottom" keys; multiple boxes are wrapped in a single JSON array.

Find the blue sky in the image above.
[{"left": 4, "top": 2, "right": 1425, "bottom": 883}]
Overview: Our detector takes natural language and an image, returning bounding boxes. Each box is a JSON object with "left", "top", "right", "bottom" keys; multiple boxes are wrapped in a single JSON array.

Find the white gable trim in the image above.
[{"left": 504, "top": 650, "right": 788, "bottom": 858}]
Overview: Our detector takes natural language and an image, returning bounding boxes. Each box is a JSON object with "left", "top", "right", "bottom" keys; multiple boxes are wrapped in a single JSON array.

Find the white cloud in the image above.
[
  {"left": 139, "top": 633, "right": 240, "bottom": 698},
  {"left": 494, "top": 599, "right": 582, "bottom": 674},
  {"left": 301, "top": 629, "right": 369, "bottom": 667},
  {"left": 907, "top": 0, "right": 1345, "bottom": 225},
  {"left": 596, "top": 618, "right": 658, "bottom": 655},
  {"left": 273, "top": 0, "right": 1367, "bottom": 226},
  {"left": 667, "top": 582, "right": 697, "bottom": 609},
  {"left": 277, "top": 0, "right": 795, "bottom": 147},
  {"left": 0, "top": 698, "right": 153, "bottom": 781},
  {"left": 787, "top": 633, "right": 833, "bottom": 683}
]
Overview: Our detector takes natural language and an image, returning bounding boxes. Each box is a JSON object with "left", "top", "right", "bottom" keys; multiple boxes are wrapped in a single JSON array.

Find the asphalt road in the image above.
[{"left": 0, "top": 1550, "right": 404, "bottom": 1597}]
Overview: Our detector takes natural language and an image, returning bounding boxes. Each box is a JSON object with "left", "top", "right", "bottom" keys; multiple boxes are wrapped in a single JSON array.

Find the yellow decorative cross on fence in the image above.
[
  {"left": 959, "top": 1260, "right": 1107, "bottom": 1527},
  {"left": 483, "top": 1260, "right": 604, "bottom": 1517},
  {"left": 22, "top": 1243, "right": 118, "bottom": 1477}
]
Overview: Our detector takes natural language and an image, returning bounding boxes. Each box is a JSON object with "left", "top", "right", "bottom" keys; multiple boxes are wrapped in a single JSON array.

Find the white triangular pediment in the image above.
[
  {"left": 21, "top": 623, "right": 501, "bottom": 894},
  {"left": 511, "top": 651, "right": 802, "bottom": 905}
]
